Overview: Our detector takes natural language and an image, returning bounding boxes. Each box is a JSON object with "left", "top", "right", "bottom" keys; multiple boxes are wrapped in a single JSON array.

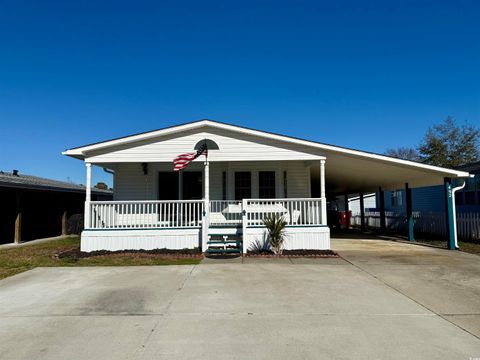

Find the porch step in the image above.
[
  {"left": 206, "top": 234, "right": 242, "bottom": 255},
  {"left": 207, "top": 240, "right": 240, "bottom": 245},
  {"left": 206, "top": 249, "right": 242, "bottom": 254}
]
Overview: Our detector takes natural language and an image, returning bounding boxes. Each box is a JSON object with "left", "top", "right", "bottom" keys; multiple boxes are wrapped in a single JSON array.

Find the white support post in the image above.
[
  {"left": 242, "top": 198, "right": 248, "bottom": 254},
  {"left": 204, "top": 160, "right": 209, "bottom": 204},
  {"left": 202, "top": 159, "right": 210, "bottom": 252},
  {"left": 320, "top": 159, "right": 327, "bottom": 225},
  {"left": 84, "top": 162, "right": 92, "bottom": 229}
]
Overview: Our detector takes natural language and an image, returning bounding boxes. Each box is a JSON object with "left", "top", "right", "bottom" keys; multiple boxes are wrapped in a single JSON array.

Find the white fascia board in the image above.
[
  {"left": 63, "top": 119, "right": 470, "bottom": 178},
  {"left": 62, "top": 120, "right": 210, "bottom": 156},
  {"left": 207, "top": 122, "right": 470, "bottom": 178}
]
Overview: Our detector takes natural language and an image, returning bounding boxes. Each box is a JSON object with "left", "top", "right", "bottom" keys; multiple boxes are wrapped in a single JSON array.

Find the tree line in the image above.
[{"left": 385, "top": 116, "right": 479, "bottom": 168}]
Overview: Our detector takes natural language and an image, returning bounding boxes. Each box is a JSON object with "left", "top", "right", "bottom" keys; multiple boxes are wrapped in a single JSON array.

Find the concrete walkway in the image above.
[{"left": 0, "top": 239, "right": 479, "bottom": 359}]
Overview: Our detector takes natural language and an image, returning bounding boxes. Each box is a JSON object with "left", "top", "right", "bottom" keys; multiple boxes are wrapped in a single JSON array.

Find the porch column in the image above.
[
  {"left": 319, "top": 159, "right": 327, "bottom": 225},
  {"left": 84, "top": 162, "right": 92, "bottom": 229},
  {"left": 379, "top": 187, "right": 386, "bottom": 233},
  {"left": 444, "top": 177, "right": 456, "bottom": 250},
  {"left": 359, "top": 192, "right": 365, "bottom": 232},
  {"left": 202, "top": 159, "right": 210, "bottom": 251},
  {"left": 405, "top": 183, "right": 414, "bottom": 241},
  {"left": 204, "top": 160, "right": 210, "bottom": 204},
  {"left": 344, "top": 194, "right": 350, "bottom": 229}
]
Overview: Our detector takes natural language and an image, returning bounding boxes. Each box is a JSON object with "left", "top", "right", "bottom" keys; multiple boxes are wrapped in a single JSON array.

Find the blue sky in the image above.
[{"left": 0, "top": 0, "right": 478, "bottom": 186}]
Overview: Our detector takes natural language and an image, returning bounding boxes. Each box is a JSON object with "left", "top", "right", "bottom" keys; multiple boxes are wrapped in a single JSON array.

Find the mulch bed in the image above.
[
  {"left": 53, "top": 248, "right": 203, "bottom": 260},
  {"left": 246, "top": 249, "right": 339, "bottom": 258}
]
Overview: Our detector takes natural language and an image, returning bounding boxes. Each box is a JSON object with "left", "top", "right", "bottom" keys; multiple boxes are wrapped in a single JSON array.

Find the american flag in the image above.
[{"left": 173, "top": 143, "right": 207, "bottom": 172}]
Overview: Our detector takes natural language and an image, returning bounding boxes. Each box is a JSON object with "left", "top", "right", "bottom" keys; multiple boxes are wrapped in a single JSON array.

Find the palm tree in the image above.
[{"left": 263, "top": 213, "right": 287, "bottom": 255}]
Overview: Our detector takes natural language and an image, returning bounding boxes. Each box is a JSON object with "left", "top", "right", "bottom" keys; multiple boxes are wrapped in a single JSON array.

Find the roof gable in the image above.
[{"left": 76, "top": 125, "right": 325, "bottom": 163}]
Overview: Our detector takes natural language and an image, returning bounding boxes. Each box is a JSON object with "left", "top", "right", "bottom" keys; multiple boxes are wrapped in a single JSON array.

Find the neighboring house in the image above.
[
  {"left": 0, "top": 170, "right": 112, "bottom": 244},
  {"left": 63, "top": 119, "right": 469, "bottom": 253},
  {"left": 379, "top": 161, "right": 479, "bottom": 214}
]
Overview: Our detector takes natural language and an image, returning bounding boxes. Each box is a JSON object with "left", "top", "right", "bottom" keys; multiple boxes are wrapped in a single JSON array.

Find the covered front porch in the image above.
[{"left": 81, "top": 158, "right": 329, "bottom": 253}]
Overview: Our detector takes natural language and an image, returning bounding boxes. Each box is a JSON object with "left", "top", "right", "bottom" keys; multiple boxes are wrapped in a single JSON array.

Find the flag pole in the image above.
[{"left": 202, "top": 139, "right": 209, "bottom": 252}]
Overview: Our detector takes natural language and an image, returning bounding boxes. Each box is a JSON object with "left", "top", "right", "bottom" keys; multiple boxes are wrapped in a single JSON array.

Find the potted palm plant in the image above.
[{"left": 263, "top": 213, "right": 287, "bottom": 255}]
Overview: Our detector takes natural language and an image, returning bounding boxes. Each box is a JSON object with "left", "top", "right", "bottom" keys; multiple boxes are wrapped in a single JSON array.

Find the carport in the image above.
[{"left": 309, "top": 144, "right": 471, "bottom": 249}]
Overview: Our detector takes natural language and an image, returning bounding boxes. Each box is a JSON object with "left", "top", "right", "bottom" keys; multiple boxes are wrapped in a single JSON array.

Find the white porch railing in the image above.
[
  {"left": 89, "top": 200, "right": 204, "bottom": 229},
  {"left": 244, "top": 198, "right": 325, "bottom": 227},
  {"left": 209, "top": 200, "right": 243, "bottom": 227},
  {"left": 87, "top": 198, "right": 325, "bottom": 230}
]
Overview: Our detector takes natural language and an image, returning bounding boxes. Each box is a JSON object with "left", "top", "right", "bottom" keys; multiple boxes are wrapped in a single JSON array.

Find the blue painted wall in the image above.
[
  {"left": 377, "top": 172, "right": 480, "bottom": 214},
  {"left": 377, "top": 186, "right": 445, "bottom": 213}
]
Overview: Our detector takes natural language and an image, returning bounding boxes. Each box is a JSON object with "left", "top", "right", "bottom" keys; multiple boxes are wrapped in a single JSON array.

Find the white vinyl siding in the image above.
[
  {"left": 85, "top": 127, "right": 324, "bottom": 163},
  {"left": 111, "top": 160, "right": 312, "bottom": 201}
]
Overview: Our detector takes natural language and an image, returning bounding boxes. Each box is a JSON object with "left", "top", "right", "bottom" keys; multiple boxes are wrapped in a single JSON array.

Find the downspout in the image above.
[{"left": 451, "top": 180, "right": 466, "bottom": 249}]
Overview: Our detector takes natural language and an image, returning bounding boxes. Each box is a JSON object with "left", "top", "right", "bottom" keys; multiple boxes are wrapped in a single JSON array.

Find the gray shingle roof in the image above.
[{"left": 0, "top": 171, "right": 112, "bottom": 194}]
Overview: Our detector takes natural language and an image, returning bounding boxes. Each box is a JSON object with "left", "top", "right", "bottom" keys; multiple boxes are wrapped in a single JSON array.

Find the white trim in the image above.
[
  {"left": 243, "top": 226, "right": 330, "bottom": 252},
  {"left": 81, "top": 229, "right": 200, "bottom": 252},
  {"left": 63, "top": 119, "right": 469, "bottom": 178},
  {"left": 84, "top": 162, "right": 92, "bottom": 229}
]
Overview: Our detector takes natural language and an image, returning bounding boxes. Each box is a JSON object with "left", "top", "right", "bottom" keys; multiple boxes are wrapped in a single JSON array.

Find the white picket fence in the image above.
[{"left": 351, "top": 211, "right": 480, "bottom": 241}]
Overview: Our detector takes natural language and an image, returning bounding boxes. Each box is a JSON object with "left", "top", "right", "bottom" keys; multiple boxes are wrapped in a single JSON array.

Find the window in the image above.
[
  {"left": 259, "top": 171, "right": 276, "bottom": 198},
  {"left": 235, "top": 172, "right": 251, "bottom": 200},
  {"left": 391, "top": 190, "right": 403, "bottom": 207},
  {"left": 283, "top": 171, "right": 288, "bottom": 198}
]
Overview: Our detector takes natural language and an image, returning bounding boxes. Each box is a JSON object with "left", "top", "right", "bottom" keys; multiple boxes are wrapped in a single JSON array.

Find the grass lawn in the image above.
[{"left": 0, "top": 236, "right": 202, "bottom": 281}]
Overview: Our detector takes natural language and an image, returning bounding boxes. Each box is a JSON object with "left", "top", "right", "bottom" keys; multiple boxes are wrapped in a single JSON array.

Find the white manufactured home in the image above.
[{"left": 63, "top": 119, "right": 470, "bottom": 253}]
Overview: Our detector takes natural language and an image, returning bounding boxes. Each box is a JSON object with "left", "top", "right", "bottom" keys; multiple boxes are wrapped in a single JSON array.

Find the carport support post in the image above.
[
  {"left": 444, "top": 177, "right": 456, "bottom": 250},
  {"left": 344, "top": 194, "right": 350, "bottom": 229},
  {"left": 359, "top": 192, "right": 365, "bottom": 232},
  {"left": 84, "top": 162, "right": 92, "bottom": 229},
  {"left": 405, "top": 183, "right": 414, "bottom": 241},
  {"left": 379, "top": 187, "right": 386, "bottom": 233}
]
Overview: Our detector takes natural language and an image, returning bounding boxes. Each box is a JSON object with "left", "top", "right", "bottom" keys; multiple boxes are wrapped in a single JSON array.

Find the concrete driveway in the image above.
[{"left": 0, "top": 238, "right": 479, "bottom": 360}]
